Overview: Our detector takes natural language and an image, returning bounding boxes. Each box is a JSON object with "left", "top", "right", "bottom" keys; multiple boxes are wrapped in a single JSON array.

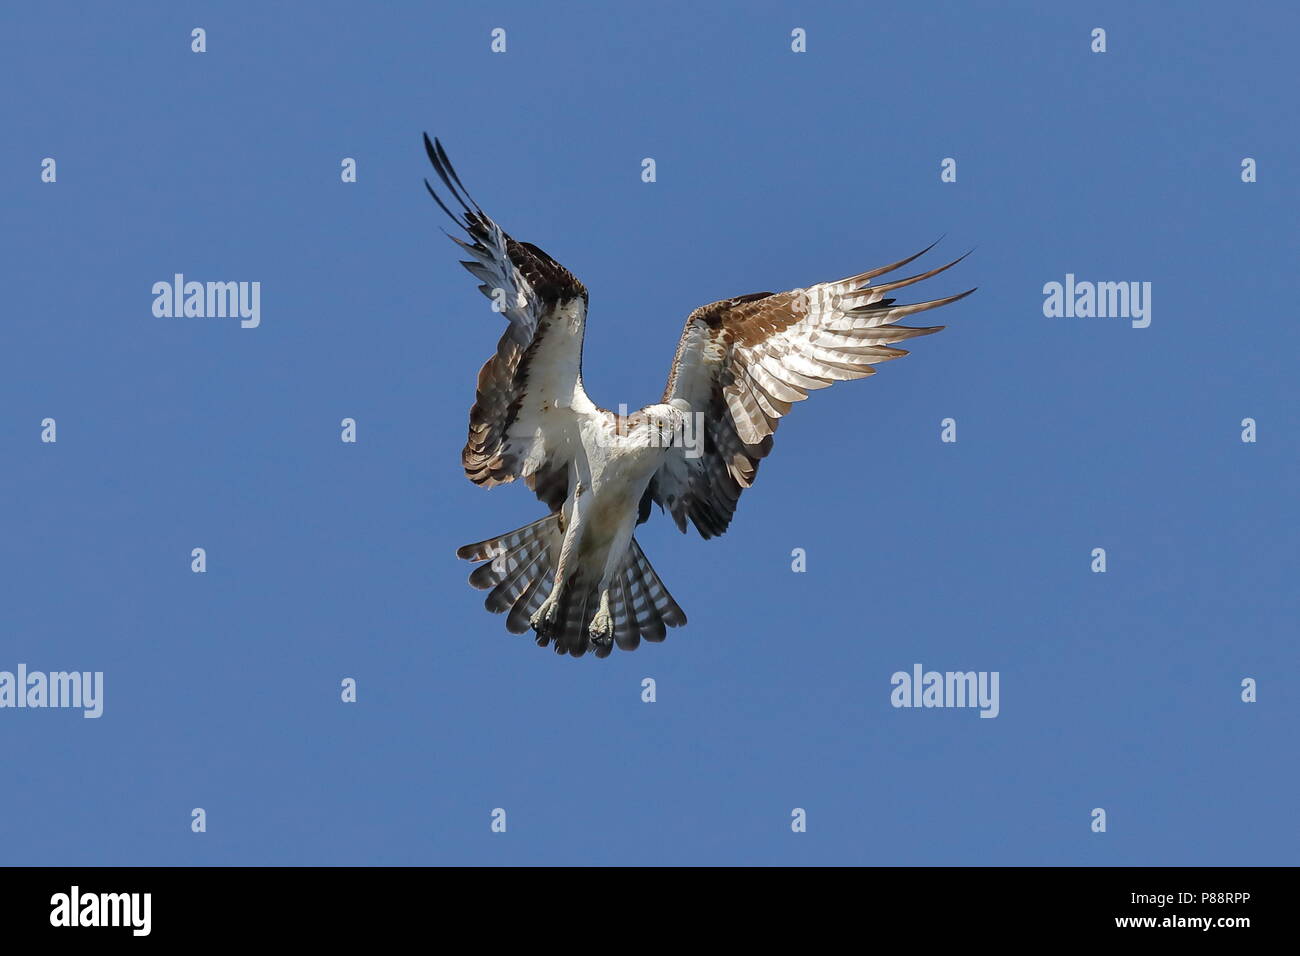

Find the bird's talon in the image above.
[{"left": 588, "top": 607, "right": 614, "bottom": 645}]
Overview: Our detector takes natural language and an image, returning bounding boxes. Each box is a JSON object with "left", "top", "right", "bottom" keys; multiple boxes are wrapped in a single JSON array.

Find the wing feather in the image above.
[
  {"left": 652, "top": 245, "right": 973, "bottom": 538},
  {"left": 423, "top": 134, "right": 590, "bottom": 510}
]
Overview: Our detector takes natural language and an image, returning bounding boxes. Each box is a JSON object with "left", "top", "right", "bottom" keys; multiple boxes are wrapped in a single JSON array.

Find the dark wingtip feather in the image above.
[
  {"left": 885, "top": 288, "right": 977, "bottom": 320},
  {"left": 423, "top": 177, "right": 465, "bottom": 228},
  {"left": 422, "top": 133, "right": 474, "bottom": 221},
  {"left": 856, "top": 238, "right": 946, "bottom": 285},
  {"left": 868, "top": 250, "right": 975, "bottom": 296},
  {"left": 425, "top": 136, "right": 477, "bottom": 218},
  {"left": 434, "top": 137, "right": 483, "bottom": 215}
]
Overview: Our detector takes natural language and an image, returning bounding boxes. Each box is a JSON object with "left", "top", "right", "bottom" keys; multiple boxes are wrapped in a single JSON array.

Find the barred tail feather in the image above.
[
  {"left": 506, "top": 568, "right": 554, "bottom": 634},
  {"left": 457, "top": 513, "right": 561, "bottom": 619},
  {"left": 456, "top": 513, "right": 559, "bottom": 564},
  {"left": 610, "top": 572, "right": 638, "bottom": 651},
  {"left": 621, "top": 539, "right": 687, "bottom": 644},
  {"left": 457, "top": 518, "right": 686, "bottom": 657}
]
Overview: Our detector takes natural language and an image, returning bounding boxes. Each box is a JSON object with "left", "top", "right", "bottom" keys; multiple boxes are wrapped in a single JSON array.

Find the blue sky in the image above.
[{"left": 1, "top": 1, "right": 1295, "bottom": 865}]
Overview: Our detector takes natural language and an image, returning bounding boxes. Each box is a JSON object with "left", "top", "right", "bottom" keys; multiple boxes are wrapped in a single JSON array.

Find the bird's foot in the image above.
[
  {"left": 530, "top": 594, "right": 561, "bottom": 638},
  {"left": 588, "top": 592, "right": 614, "bottom": 648}
]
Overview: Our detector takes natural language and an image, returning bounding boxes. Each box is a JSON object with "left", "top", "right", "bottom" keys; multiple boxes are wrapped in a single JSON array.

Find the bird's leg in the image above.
[
  {"left": 588, "top": 588, "right": 614, "bottom": 646},
  {"left": 531, "top": 481, "right": 584, "bottom": 635},
  {"left": 588, "top": 522, "right": 635, "bottom": 648}
]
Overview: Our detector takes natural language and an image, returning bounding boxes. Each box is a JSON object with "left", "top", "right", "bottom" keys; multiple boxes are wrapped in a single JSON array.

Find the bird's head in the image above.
[{"left": 644, "top": 400, "right": 695, "bottom": 450}]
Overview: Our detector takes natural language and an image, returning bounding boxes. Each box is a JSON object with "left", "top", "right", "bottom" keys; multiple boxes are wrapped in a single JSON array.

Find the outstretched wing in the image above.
[
  {"left": 423, "top": 134, "right": 590, "bottom": 510},
  {"left": 650, "top": 243, "right": 974, "bottom": 538}
]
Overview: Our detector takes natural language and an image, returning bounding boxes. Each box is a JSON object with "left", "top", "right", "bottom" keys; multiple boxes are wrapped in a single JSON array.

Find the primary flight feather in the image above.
[{"left": 425, "top": 134, "right": 975, "bottom": 658}]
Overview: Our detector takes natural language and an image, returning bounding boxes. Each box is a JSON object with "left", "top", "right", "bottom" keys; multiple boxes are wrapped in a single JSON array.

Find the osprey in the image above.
[{"left": 426, "top": 135, "right": 974, "bottom": 658}]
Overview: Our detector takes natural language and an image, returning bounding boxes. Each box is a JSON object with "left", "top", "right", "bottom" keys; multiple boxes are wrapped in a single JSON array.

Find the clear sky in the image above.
[{"left": 1, "top": 1, "right": 1295, "bottom": 865}]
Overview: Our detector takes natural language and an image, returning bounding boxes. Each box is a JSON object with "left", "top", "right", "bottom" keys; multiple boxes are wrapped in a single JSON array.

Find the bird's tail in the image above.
[
  {"left": 615, "top": 538, "right": 688, "bottom": 651},
  {"left": 456, "top": 518, "right": 686, "bottom": 658},
  {"left": 456, "top": 514, "right": 562, "bottom": 635}
]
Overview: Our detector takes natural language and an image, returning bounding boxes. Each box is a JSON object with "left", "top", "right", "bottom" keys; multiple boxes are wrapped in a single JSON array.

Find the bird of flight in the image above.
[{"left": 425, "top": 135, "right": 974, "bottom": 658}]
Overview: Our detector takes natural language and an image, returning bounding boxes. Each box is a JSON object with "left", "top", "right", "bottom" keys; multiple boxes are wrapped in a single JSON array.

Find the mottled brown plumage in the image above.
[{"left": 650, "top": 246, "right": 973, "bottom": 538}]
